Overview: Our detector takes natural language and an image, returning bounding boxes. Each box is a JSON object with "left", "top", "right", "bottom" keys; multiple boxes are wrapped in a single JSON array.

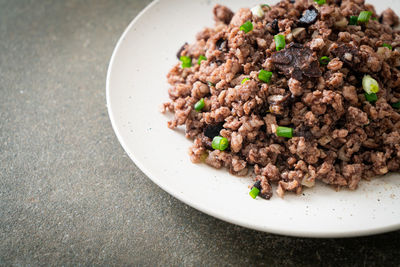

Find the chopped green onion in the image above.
[
  {"left": 382, "top": 43, "right": 393, "bottom": 50},
  {"left": 319, "top": 56, "right": 331, "bottom": 65},
  {"left": 251, "top": 5, "right": 264, "bottom": 17},
  {"left": 365, "top": 93, "right": 377, "bottom": 103},
  {"left": 239, "top": 21, "right": 253, "bottom": 33},
  {"left": 197, "top": 55, "right": 207, "bottom": 65},
  {"left": 194, "top": 98, "right": 205, "bottom": 111},
  {"left": 212, "top": 136, "right": 229, "bottom": 151},
  {"left": 314, "top": 0, "right": 326, "bottom": 5},
  {"left": 258, "top": 70, "right": 273, "bottom": 83},
  {"left": 274, "top": 34, "right": 286, "bottom": 51},
  {"left": 349, "top": 16, "right": 358, "bottom": 25},
  {"left": 371, "top": 17, "right": 378, "bottom": 21},
  {"left": 241, "top": 78, "right": 250, "bottom": 84},
  {"left": 249, "top": 187, "right": 260, "bottom": 199},
  {"left": 180, "top": 56, "right": 192, "bottom": 68},
  {"left": 392, "top": 101, "right": 400, "bottom": 109},
  {"left": 261, "top": 4, "right": 271, "bottom": 10},
  {"left": 207, "top": 81, "right": 215, "bottom": 87},
  {"left": 358, "top": 11, "right": 372, "bottom": 23},
  {"left": 276, "top": 126, "right": 293, "bottom": 138},
  {"left": 362, "top": 75, "right": 379, "bottom": 94}
]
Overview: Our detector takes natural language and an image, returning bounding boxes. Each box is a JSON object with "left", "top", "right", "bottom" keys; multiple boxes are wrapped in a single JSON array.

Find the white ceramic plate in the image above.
[{"left": 107, "top": 0, "right": 400, "bottom": 237}]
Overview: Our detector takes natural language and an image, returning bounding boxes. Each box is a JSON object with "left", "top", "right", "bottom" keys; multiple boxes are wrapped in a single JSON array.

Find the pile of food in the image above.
[{"left": 161, "top": 0, "right": 400, "bottom": 199}]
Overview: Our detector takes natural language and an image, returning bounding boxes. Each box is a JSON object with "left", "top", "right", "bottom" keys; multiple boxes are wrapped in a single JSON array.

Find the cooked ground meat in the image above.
[
  {"left": 213, "top": 4, "right": 234, "bottom": 25},
  {"left": 162, "top": 1, "right": 400, "bottom": 199}
]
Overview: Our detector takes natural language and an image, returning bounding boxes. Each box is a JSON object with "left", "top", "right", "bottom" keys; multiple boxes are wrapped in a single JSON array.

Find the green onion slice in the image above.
[
  {"left": 382, "top": 43, "right": 393, "bottom": 50},
  {"left": 274, "top": 34, "right": 286, "bottom": 51},
  {"left": 258, "top": 70, "right": 272, "bottom": 83},
  {"left": 249, "top": 187, "right": 260, "bottom": 199},
  {"left": 392, "top": 101, "right": 400, "bottom": 109},
  {"left": 319, "top": 56, "right": 331, "bottom": 65},
  {"left": 241, "top": 78, "right": 250, "bottom": 84},
  {"left": 276, "top": 126, "right": 293, "bottom": 138},
  {"left": 251, "top": 5, "right": 264, "bottom": 18},
  {"left": 349, "top": 16, "right": 358, "bottom": 25},
  {"left": 314, "top": 0, "right": 326, "bottom": 5},
  {"left": 261, "top": 4, "right": 271, "bottom": 9},
  {"left": 358, "top": 11, "right": 372, "bottom": 23},
  {"left": 194, "top": 98, "right": 205, "bottom": 111},
  {"left": 240, "top": 21, "right": 253, "bottom": 33},
  {"left": 197, "top": 55, "right": 207, "bottom": 65},
  {"left": 180, "top": 56, "right": 192, "bottom": 68},
  {"left": 207, "top": 81, "right": 215, "bottom": 87},
  {"left": 212, "top": 136, "right": 229, "bottom": 151},
  {"left": 362, "top": 75, "right": 379, "bottom": 94},
  {"left": 365, "top": 93, "right": 377, "bottom": 103}
]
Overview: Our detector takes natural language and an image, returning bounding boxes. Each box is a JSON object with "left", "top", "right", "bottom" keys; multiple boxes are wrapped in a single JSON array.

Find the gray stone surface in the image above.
[{"left": 0, "top": 0, "right": 399, "bottom": 266}]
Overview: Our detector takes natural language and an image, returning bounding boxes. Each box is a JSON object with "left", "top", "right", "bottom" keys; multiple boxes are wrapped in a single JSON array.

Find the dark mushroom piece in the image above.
[
  {"left": 176, "top": 42, "right": 188, "bottom": 59},
  {"left": 266, "top": 19, "right": 279, "bottom": 34},
  {"left": 271, "top": 43, "right": 321, "bottom": 81},
  {"left": 298, "top": 6, "right": 319, "bottom": 27},
  {"left": 216, "top": 38, "right": 228, "bottom": 52},
  {"left": 203, "top": 122, "right": 224, "bottom": 139}
]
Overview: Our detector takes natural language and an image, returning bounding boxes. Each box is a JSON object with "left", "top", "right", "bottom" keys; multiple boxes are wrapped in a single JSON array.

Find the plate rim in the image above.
[{"left": 106, "top": 0, "right": 400, "bottom": 238}]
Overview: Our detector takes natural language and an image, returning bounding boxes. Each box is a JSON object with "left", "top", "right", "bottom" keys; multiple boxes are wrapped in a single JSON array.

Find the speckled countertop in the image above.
[{"left": 0, "top": 0, "right": 399, "bottom": 266}]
